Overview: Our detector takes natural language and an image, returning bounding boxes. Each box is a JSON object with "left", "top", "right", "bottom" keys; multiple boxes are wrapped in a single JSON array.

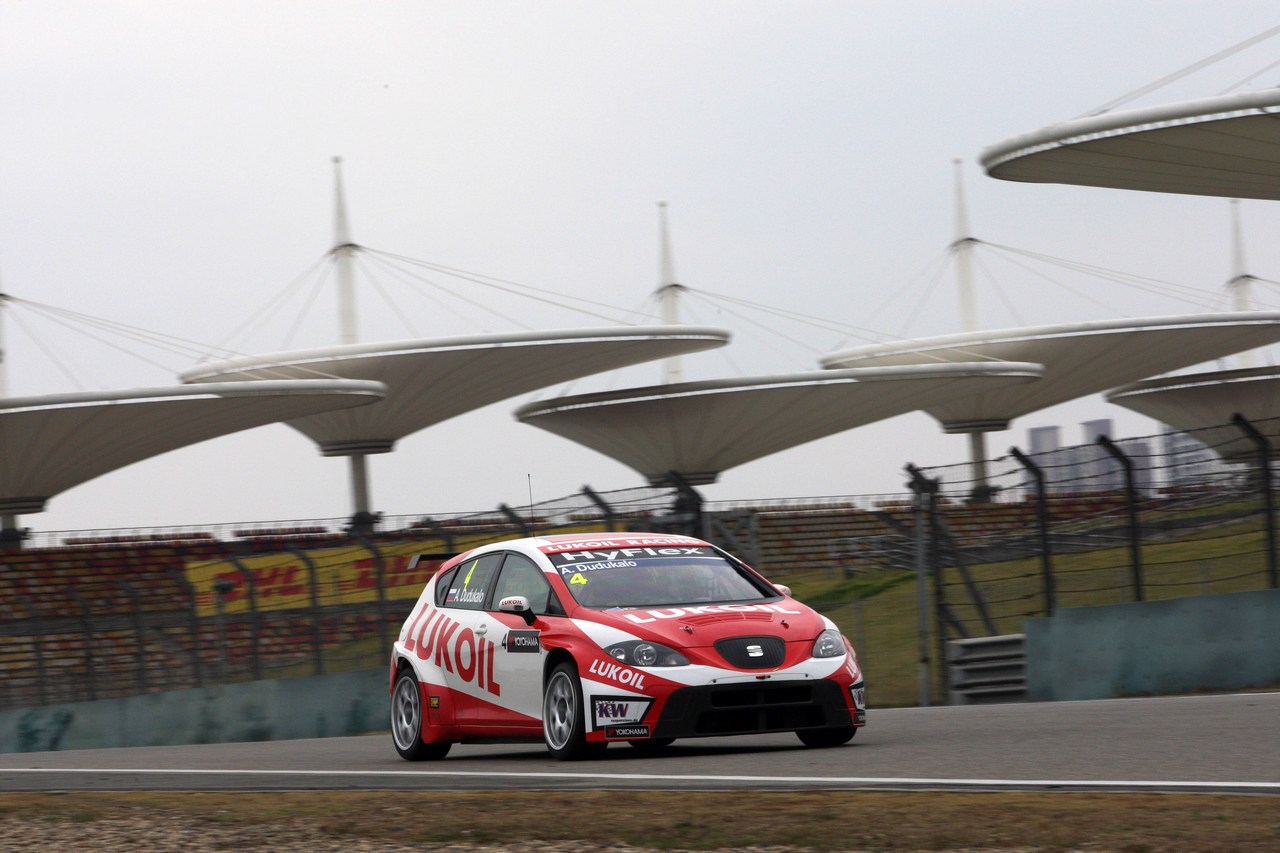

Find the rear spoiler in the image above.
[{"left": 407, "top": 551, "right": 460, "bottom": 570}]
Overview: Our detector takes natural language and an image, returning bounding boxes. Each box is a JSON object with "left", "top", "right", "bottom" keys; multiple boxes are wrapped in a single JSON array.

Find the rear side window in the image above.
[
  {"left": 434, "top": 565, "right": 460, "bottom": 606},
  {"left": 439, "top": 552, "right": 503, "bottom": 610}
]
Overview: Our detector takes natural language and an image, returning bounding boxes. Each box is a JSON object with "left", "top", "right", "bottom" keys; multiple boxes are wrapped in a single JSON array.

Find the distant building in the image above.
[
  {"left": 1162, "top": 425, "right": 1218, "bottom": 487},
  {"left": 1128, "top": 439, "right": 1154, "bottom": 494},
  {"left": 1023, "top": 418, "right": 1153, "bottom": 494},
  {"left": 1028, "top": 425, "right": 1060, "bottom": 455},
  {"left": 1024, "top": 424, "right": 1081, "bottom": 494},
  {"left": 1024, "top": 425, "right": 1065, "bottom": 494},
  {"left": 1079, "top": 419, "right": 1124, "bottom": 492},
  {"left": 1081, "top": 419, "right": 1112, "bottom": 442}
]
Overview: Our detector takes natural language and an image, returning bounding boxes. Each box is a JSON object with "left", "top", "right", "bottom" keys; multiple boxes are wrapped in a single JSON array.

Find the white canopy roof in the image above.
[
  {"left": 514, "top": 362, "right": 1043, "bottom": 485},
  {"left": 1106, "top": 365, "right": 1280, "bottom": 461},
  {"left": 181, "top": 326, "right": 730, "bottom": 455},
  {"left": 819, "top": 313, "right": 1280, "bottom": 432},
  {"left": 0, "top": 379, "right": 385, "bottom": 515},
  {"left": 981, "top": 89, "right": 1280, "bottom": 199}
]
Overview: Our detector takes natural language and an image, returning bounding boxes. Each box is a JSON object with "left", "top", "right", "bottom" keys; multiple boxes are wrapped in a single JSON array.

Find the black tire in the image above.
[
  {"left": 542, "top": 661, "right": 604, "bottom": 761},
  {"left": 391, "top": 668, "right": 451, "bottom": 760},
  {"left": 796, "top": 727, "right": 856, "bottom": 748}
]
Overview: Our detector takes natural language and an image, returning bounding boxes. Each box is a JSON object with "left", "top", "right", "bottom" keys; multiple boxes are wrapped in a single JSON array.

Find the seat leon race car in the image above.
[{"left": 390, "top": 532, "right": 866, "bottom": 760}]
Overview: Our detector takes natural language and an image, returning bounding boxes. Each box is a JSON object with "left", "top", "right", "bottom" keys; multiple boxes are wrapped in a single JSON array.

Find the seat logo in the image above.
[{"left": 747, "top": 644, "right": 764, "bottom": 657}]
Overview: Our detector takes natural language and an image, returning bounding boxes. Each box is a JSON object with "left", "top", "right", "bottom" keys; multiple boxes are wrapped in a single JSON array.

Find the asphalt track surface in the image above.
[{"left": 1, "top": 692, "right": 1276, "bottom": 794}]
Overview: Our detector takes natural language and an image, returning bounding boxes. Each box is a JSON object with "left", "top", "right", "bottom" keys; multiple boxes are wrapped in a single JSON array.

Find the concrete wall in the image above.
[
  {"left": 0, "top": 668, "right": 388, "bottom": 753},
  {"left": 1025, "top": 588, "right": 1280, "bottom": 702}
]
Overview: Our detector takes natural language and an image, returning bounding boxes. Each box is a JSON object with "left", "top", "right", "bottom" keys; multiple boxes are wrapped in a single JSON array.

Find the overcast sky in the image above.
[{"left": 4, "top": 1, "right": 1280, "bottom": 535}]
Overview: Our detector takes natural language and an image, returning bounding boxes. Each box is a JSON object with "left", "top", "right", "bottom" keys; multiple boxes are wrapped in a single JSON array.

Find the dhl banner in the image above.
[{"left": 186, "top": 524, "right": 608, "bottom": 617}]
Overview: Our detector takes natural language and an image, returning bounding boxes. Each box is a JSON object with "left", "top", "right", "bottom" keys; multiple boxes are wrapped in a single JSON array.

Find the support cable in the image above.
[
  {"left": 211, "top": 254, "right": 332, "bottom": 355},
  {"left": 1084, "top": 24, "right": 1280, "bottom": 116},
  {"left": 367, "top": 249, "right": 641, "bottom": 325}
]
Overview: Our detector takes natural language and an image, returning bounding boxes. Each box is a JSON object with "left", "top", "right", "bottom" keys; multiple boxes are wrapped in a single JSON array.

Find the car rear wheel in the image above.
[
  {"left": 796, "top": 727, "right": 856, "bottom": 748},
  {"left": 391, "top": 668, "right": 451, "bottom": 760},
  {"left": 543, "top": 662, "right": 603, "bottom": 761}
]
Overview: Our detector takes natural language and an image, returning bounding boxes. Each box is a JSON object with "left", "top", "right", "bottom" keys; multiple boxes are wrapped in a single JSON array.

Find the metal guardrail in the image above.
[{"left": 946, "top": 634, "right": 1027, "bottom": 705}]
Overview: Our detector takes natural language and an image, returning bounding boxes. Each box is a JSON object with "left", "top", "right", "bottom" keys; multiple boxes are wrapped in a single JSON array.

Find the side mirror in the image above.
[
  {"left": 499, "top": 595, "right": 536, "bottom": 625},
  {"left": 773, "top": 583, "right": 792, "bottom": 597}
]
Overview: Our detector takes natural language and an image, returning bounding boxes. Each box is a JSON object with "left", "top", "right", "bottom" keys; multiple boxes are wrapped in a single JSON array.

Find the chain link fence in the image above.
[
  {"left": 903, "top": 414, "right": 1280, "bottom": 655},
  {"left": 0, "top": 485, "right": 683, "bottom": 710},
  {"left": 2, "top": 417, "right": 1278, "bottom": 711}
]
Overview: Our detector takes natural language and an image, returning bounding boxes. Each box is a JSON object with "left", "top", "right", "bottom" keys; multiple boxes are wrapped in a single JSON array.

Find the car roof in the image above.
[
  {"left": 533, "top": 532, "right": 712, "bottom": 549},
  {"left": 432, "top": 531, "right": 715, "bottom": 573}
]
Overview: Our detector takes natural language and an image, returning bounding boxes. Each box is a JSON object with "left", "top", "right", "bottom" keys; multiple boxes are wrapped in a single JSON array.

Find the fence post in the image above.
[
  {"left": 68, "top": 589, "right": 97, "bottom": 701},
  {"left": 581, "top": 486, "right": 617, "bottom": 532},
  {"left": 1231, "top": 413, "right": 1278, "bottom": 588},
  {"left": 498, "top": 503, "right": 530, "bottom": 536},
  {"left": 664, "top": 471, "right": 705, "bottom": 538},
  {"left": 213, "top": 578, "right": 234, "bottom": 681},
  {"left": 165, "top": 567, "right": 205, "bottom": 688},
  {"left": 1097, "top": 435, "right": 1143, "bottom": 602},
  {"left": 20, "top": 601, "right": 49, "bottom": 706},
  {"left": 906, "top": 464, "right": 936, "bottom": 707},
  {"left": 118, "top": 580, "right": 148, "bottom": 693},
  {"left": 925, "top": 479, "right": 953, "bottom": 701},
  {"left": 1010, "top": 446, "right": 1056, "bottom": 616},
  {"left": 287, "top": 546, "right": 324, "bottom": 676},
  {"left": 417, "top": 518, "right": 455, "bottom": 554},
  {"left": 351, "top": 534, "right": 391, "bottom": 663},
  {"left": 227, "top": 557, "right": 262, "bottom": 680}
]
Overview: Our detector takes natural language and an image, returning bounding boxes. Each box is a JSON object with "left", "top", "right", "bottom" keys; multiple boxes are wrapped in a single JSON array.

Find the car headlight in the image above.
[
  {"left": 605, "top": 640, "right": 689, "bottom": 667},
  {"left": 811, "top": 628, "right": 846, "bottom": 659}
]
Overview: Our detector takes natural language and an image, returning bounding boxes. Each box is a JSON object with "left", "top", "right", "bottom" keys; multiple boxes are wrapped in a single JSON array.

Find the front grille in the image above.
[
  {"left": 694, "top": 682, "right": 822, "bottom": 735},
  {"left": 714, "top": 635, "right": 786, "bottom": 669},
  {"left": 697, "top": 703, "right": 825, "bottom": 735}
]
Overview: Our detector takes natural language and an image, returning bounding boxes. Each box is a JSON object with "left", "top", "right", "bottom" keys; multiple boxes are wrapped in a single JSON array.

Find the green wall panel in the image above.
[
  {"left": 1, "top": 669, "right": 388, "bottom": 753},
  {"left": 1026, "top": 588, "right": 1280, "bottom": 701}
]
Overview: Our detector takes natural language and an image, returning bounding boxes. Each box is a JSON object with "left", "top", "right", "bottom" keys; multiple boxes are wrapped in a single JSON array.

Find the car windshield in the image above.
[{"left": 544, "top": 545, "right": 774, "bottom": 608}]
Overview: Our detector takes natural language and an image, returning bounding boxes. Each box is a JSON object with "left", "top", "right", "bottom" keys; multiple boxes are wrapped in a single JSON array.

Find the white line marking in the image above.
[
  {"left": 3, "top": 767, "right": 1277, "bottom": 790},
  {"left": 884, "top": 691, "right": 1280, "bottom": 710}
]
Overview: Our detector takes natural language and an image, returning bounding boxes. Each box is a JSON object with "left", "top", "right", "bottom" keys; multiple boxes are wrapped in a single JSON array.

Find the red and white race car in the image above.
[{"left": 390, "top": 531, "right": 865, "bottom": 760}]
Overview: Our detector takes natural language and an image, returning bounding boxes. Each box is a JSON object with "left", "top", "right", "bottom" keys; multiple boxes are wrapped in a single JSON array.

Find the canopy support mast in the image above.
[
  {"left": 332, "top": 156, "right": 360, "bottom": 346},
  {"left": 951, "top": 158, "right": 979, "bottom": 335},
  {"left": 330, "top": 157, "right": 375, "bottom": 533},
  {"left": 0, "top": 296, "right": 22, "bottom": 548},
  {"left": 656, "top": 202, "right": 686, "bottom": 384},
  {"left": 349, "top": 453, "right": 374, "bottom": 533},
  {"left": 0, "top": 292, "right": 9, "bottom": 399},
  {"left": 1228, "top": 199, "right": 1257, "bottom": 368},
  {"left": 951, "top": 160, "right": 993, "bottom": 499}
]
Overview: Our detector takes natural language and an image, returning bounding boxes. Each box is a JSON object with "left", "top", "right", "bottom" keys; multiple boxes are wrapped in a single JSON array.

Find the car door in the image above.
[
  {"left": 431, "top": 551, "right": 505, "bottom": 726},
  {"left": 475, "top": 551, "right": 564, "bottom": 727}
]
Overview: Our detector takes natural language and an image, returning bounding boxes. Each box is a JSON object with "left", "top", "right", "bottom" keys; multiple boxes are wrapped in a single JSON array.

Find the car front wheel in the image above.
[
  {"left": 543, "top": 661, "right": 603, "bottom": 761},
  {"left": 391, "top": 668, "right": 451, "bottom": 760}
]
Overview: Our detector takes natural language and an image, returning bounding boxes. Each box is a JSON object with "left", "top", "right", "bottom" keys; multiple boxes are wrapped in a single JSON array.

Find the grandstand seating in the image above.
[{"left": 0, "top": 522, "right": 502, "bottom": 708}]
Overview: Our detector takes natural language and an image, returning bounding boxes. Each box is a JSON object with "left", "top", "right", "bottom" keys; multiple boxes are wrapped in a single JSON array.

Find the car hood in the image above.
[{"left": 578, "top": 599, "right": 828, "bottom": 647}]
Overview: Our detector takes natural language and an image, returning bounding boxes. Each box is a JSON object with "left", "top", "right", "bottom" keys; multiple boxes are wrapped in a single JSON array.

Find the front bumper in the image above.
[{"left": 638, "top": 678, "right": 861, "bottom": 740}]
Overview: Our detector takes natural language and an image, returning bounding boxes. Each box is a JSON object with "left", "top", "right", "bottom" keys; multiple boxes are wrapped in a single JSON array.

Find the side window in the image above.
[
  {"left": 492, "top": 552, "right": 564, "bottom": 616},
  {"left": 441, "top": 552, "right": 503, "bottom": 611},
  {"left": 433, "top": 565, "right": 460, "bottom": 606}
]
